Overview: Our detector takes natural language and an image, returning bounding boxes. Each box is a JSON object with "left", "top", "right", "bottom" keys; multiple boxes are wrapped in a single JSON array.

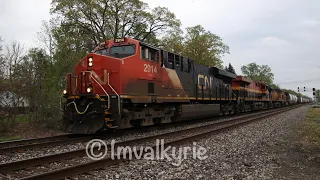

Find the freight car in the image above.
[
  {"left": 285, "top": 92, "right": 298, "bottom": 105},
  {"left": 61, "top": 37, "right": 306, "bottom": 134},
  {"left": 297, "top": 96, "right": 310, "bottom": 103}
]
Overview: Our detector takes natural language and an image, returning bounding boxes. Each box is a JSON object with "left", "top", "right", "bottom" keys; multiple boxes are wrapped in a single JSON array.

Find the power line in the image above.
[
  {"left": 276, "top": 77, "right": 320, "bottom": 85},
  {"left": 277, "top": 78, "right": 320, "bottom": 84}
]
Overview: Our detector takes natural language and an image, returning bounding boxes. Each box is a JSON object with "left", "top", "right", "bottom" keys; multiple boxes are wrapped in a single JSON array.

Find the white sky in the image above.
[{"left": 0, "top": 0, "right": 319, "bottom": 97}]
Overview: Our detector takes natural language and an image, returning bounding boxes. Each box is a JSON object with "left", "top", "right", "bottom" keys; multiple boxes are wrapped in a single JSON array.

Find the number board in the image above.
[{"left": 114, "top": 38, "right": 125, "bottom": 43}]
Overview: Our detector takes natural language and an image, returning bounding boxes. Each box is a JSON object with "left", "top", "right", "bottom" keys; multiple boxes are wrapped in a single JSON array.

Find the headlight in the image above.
[
  {"left": 87, "top": 87, "right": 92, "bottom": 93},
  {"left": 88, "top": 57, "right": 93, "bottom": 62},
  {"left": 88, "top": 62, "right": 93, "bottom": 67},
  {"left": 63, "top": 89, "right": 67, "bottom": 95}
]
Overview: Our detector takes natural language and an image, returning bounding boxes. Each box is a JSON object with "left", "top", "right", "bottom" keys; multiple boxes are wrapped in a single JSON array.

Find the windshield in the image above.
[
  {"left": 110, "top": 45, "right": 136, "bottom": 58},
  {"left": 95, "top": 48, "right": 108, "bottom": 56}
]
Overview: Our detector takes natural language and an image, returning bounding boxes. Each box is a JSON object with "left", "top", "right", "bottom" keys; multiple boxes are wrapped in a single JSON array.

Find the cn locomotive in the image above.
[{"left": 61, "top": 37, "right": 310, "bottom": 134}]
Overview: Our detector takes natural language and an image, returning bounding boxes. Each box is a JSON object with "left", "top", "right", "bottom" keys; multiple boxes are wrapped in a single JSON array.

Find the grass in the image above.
[
  {"left": 301, "top": 107, "right": 320, "bottom": 148},
  {"left": 14, "top": 114, "right": 30, "bottom": 124},
  {"left": 0, "top": 136, "right": 22, "bottom": 142},
  {"left": 0, "top": 114, "right": 29, "bottom": 142}
]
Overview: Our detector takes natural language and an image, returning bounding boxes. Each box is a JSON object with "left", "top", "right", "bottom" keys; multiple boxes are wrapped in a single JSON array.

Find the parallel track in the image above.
[
  {"left": 0, "top": 135, "right": 93, "bottom": 154},
  {"left": 0, "top": 134, "right": 73, "bottom": 149},
  {"left": 0, "top": 105, "right": 302, "bottom": 180}
]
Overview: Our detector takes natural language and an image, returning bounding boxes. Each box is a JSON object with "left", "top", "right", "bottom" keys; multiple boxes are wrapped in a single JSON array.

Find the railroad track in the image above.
[
  {"left": 0, "top": 134, "right": 94, "bottom": 154},
  {"left": 0, "top": 105, "right": 301, "bottom": 180},
  {"left": 0, "top": 134, "right": 73, "bottom": 149},
  {"left": 0, "top": 106, "right": 283, "bottom": 155}
]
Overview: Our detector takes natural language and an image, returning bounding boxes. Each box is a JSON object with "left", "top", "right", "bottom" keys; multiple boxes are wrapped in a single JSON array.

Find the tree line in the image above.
[
  {"left": 0, "top": 0, "right": 307, "bottom": 132},
  {"left": 240, "top": 62, "right": 309, "bottom": 98},
  {"left": 0, "top": 0, "right": 229, "bottom": 132}
]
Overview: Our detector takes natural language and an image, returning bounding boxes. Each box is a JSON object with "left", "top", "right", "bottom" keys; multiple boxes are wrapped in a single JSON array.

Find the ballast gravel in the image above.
[
  {"left": 81, "top": 106, "right": 309, "bottom": 180},
  {"left": 0, "top": 110, "right": 274, "bottom": 164},
  {"left": 0, "top": 110, "right": 284, "bottom": 180}
]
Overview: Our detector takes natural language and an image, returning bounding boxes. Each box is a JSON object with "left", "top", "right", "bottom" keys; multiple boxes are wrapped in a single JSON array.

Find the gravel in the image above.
[
  {"left": 0, "top": 106, "right": 307, "bottom": 180},
  {"left": 0, "top": 110, "right": 272, "bottom": 164},
  {"left": 1, "top": 112, "right": 264, "bottom": 180},
  {"left": 79, "top": 105, "right": 310, "bottom": 180}
]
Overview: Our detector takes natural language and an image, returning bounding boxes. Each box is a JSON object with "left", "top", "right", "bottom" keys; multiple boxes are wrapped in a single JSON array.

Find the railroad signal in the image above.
[
  {"left": 298, "top": 87, "right": 299, "bottom": 92},
  {"left": 304, "top": 87, "right": 306, "bottom": 92},
  {"left": 313, "top": 88, "right": 316, "bottom": 96}
]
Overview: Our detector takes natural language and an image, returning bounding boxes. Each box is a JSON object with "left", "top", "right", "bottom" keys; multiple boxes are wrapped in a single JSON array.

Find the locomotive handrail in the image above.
[
  {"left": 73, "top": 77, "right": 78, "bottom": 95},
  {"left": 69, "top": 74, "right": 79, "bottom": 95},
  {"left": 108, "top": 72, "right": 121, "bottom": 115},
  {"left": 68, "top": 71, "right": 111, "bottom": 110},
  {"left": 88, "top": 72, "right": 111, "bottom": 110},
  {"left": 59, "top": 95, "right": 64, "bottom": 111}
]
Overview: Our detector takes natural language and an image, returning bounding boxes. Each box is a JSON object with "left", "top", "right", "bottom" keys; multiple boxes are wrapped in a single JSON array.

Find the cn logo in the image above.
[
  {"left": 91, "top": 70, "right": 107, "bottom": 85},
  {"left": 197, "top": 74, "right": 212, "bottom": 90}
]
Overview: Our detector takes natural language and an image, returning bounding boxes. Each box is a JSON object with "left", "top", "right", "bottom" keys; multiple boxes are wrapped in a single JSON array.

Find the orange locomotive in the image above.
[{"left": 231, "top": 76, "right": 287, "bottom": 112}]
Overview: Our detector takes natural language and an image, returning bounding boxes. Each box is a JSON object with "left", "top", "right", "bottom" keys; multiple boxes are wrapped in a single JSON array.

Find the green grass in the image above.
[
  {"left": 14, "top": 114, "right": 29, "bottom": 123},
  {"left": 0, "top": 136, "right": 22, "bottom": 142},
  {"left": 302, "top": 108, "right": 320, "bottom": 147},
  {"left": 0, "top": 114, "right": 29, "bottom": 142}
]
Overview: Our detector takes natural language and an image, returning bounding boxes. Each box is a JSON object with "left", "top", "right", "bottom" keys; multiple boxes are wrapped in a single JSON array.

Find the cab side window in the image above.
[
  {"left": 140, "top": 45, "right": 158, "bottom": 63},
  {"left": 155, "top": 52, "right": 159, "bottom": 63},
  {"left": 141, "top": 46, "right": 148, "bottom": 60},
  {"left": 150, "top": 49, "right": 156, "bottom": 61}
]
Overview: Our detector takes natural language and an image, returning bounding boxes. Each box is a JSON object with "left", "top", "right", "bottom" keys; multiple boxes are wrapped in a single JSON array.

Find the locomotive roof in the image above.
[
  {"left": 139, "top": 41, "right": 160, "bottom": 51},
  {"left": 234, "top": 76, "right": 252, "bottom": 83},
  {"left": 209, "top": 67, "right": 237, "bottom": 79}
]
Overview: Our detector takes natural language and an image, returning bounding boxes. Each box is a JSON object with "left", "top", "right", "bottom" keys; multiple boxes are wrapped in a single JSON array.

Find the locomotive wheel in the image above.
[
  {"left": 140, "top": 115, "right": 154, "bottom": 126},
  {"left": 118, "top": 117, "right": 132, "bottom": 129}
]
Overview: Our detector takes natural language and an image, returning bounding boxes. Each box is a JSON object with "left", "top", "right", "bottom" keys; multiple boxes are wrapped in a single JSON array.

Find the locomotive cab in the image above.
[
  {"left": 62, "top": 38, "right": 143, "bottom": 134},
  {"left": 62, "top": 37, "right": 172, "bottom": 134}
]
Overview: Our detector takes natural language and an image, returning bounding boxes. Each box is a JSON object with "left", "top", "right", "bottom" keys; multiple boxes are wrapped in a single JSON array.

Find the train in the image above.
[{"left": 61, "top": 37, "right": 311, "bottom": 134}]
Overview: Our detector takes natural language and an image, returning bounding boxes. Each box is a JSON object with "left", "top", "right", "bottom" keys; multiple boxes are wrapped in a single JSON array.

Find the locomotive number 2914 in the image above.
[{"left": 144, "top": 64, "right": 157, "bottom": 73}]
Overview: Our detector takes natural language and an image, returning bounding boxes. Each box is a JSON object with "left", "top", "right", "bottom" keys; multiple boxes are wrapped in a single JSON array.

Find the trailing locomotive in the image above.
[{"left": 61, "top": 37, "right": 310, "bottom": 134}]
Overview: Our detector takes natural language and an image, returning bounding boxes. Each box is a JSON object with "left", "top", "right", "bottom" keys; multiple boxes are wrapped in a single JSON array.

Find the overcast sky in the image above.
[{"left": 0, "top": 0, "right": 319, "bottom": 97}]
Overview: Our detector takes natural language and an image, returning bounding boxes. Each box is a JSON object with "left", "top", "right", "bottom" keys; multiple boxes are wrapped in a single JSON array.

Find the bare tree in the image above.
[
  {"left": 3, "top": 41, "right": 24, "bottom": 79},
  {"left": 36, "top": 20, "right": 56, "bottom": 63},
  {"left": 0, "top": 41, "right": 25, "bottom": 132},
  {"left": 0, "top": 37, "right": 5, "bottom": 85}
]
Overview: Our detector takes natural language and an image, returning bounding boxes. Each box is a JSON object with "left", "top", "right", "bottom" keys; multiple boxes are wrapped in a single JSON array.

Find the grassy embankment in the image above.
[
  {"left": 0, "top": 114, "right": 29, "bottom": 142},
  {"left": 301, "top": 107, "right": 320, "bottom": 148}
]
